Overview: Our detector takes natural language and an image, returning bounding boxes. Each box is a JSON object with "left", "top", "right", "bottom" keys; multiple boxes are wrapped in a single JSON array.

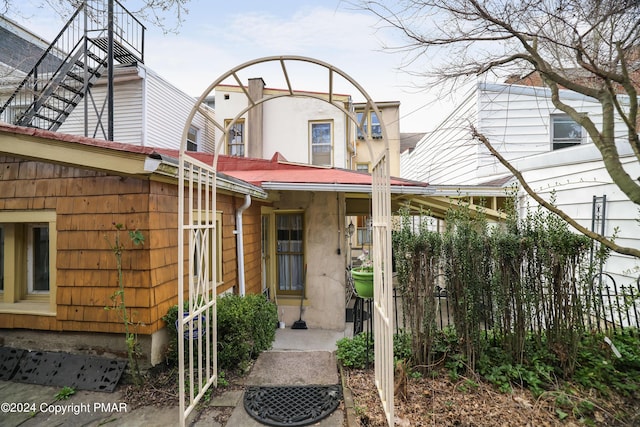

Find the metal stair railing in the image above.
[
  {"left": 0, "top": 0, "right": 145, "bottom": 131},
  {"left": 17, "top": 38, "right": 108, "bottom": 130}
]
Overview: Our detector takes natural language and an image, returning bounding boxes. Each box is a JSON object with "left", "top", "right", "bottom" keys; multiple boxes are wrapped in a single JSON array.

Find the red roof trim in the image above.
[
  {"left": 1, "top": 123, "right": 429, "bottom": 188},
  {"left": 0, "top": 123, "right": 154, "bottom": 155}
]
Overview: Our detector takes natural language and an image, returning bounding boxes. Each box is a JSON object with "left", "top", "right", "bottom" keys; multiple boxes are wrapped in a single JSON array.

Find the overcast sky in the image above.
[{"left": 5, "top": 0, "right": 466, "bottom": 133}]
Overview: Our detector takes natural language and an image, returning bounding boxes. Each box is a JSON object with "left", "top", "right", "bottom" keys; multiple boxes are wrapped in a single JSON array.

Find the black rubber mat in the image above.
[
  {"left": 0, "top": 347, "right": 25, "bottom": 381},
  {"left": 4, "top": 348, "right": 126, "bottom": 392},
  {"left": 244, "top": 384, "right": 342, "bottom": 426}
]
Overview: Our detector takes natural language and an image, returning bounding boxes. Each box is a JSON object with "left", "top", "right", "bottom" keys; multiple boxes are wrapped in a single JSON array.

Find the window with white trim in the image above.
[
  {"left": 225, "top": 119, "right": 245, "bottom": 157},
  {"left": 0, "top": 211, "right": 56, "bottom": 314},
  {"left": 187, "top": 126, "right": 199, "bottom": 151},
  {"left": 310, "top": 121, "right": 332, "bottom": 166},
  {"left": 356, "top": 163, "right": 370, "bottom": 173},
  {"left": 551, "top": 114, "right": 584, "bottom": 150},
  {"left": 356, "top": 110, "right": 381, "bottom": 139}
]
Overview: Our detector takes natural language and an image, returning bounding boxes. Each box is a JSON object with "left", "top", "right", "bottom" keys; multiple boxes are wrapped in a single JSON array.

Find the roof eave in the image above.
[
  {"left": 145, "top": 155, "right": 269, "bottom": 199},
  {"left": 261, "top": 182, "right": 434, "bottom": 195}
]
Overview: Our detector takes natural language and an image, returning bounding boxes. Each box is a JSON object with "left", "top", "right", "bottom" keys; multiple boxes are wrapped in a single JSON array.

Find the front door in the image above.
[
  {"left": 261, "top": 209, "right": 306, "bottom": 300},
  {"left": 276, "top": 212, "right": 305, "bottom": 296}
]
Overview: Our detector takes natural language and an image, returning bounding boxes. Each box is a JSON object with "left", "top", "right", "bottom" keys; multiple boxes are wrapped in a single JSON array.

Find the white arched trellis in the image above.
[{"left": 177, "top": 55, "right": 394, "bottom": 426}]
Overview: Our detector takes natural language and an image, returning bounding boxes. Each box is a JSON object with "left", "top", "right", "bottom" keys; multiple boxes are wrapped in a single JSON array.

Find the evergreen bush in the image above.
[{"left": 163, "top": 293, "right": 278, "bottom": 372}]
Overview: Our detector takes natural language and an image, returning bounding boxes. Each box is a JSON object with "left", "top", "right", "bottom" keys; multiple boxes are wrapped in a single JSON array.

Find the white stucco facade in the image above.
[{"left": 214, "top": 83, "right": 352, "bottom": 167}]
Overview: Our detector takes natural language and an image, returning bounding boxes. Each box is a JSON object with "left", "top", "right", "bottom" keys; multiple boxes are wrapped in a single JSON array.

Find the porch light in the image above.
[{"left": 346, "top": 221, "right": 355, "bottom": 237}]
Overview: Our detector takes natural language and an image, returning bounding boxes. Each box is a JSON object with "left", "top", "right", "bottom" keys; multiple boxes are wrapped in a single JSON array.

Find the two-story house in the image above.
[
  {"left": 402, "top": 80, "right": 639, "bottom": 298},
  {"left": 212, "top": 78, "right": 403, "bottom": 256}
]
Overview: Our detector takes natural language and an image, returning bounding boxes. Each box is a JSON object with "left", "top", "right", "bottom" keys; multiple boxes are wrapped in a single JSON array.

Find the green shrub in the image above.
[
  {"left": 217, "top": 294, "right": 278, "bottom": 371},
  {"left": 162, "top": 294, "right": 278, "bottom": 372},
  {"left": 336, "top": 332, "right": 414, "bottom": 370},
  {"left": 337, "top": 333, "right": 373, "bottom": 369}
]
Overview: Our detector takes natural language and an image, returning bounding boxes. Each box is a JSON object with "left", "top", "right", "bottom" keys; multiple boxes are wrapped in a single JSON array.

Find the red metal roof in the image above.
[
  {"left": 0, "top": 123, "right": 428, "bottom": 189},
  {"left": 154, "top": 149, "right": 428, "bottom": 188}
]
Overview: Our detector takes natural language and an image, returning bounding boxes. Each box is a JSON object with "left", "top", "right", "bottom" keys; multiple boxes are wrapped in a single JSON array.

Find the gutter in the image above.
[
  {"left": 430, "top": 185, "right": 514, "bottom": 197},
  {"left": 235, "top": 195, "right": 251, "bottom": 296},
  {"left": 261, "top": 182, "right": 435, "bottom": 195},
  {"left": 143, "top": 154, "right": 269, "bottom": 199}
]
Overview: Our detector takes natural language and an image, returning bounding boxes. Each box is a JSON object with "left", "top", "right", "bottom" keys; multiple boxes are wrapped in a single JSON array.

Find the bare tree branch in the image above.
[
  {"left": 1, "top": 0, "right": 191, "bottom": 33},
  {"left": 472, "top": 126, "right": 640, "bottom": 259}
]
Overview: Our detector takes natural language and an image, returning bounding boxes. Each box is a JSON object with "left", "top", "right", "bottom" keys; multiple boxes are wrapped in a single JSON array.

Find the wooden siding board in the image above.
[{"left": 0, "top": 155, "right": 267, "bottom": 337}]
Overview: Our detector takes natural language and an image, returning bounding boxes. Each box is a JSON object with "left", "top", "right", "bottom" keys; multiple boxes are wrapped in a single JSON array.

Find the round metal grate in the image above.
[{"left": 243, "top": 384, "right": 342, "bottom": 426}]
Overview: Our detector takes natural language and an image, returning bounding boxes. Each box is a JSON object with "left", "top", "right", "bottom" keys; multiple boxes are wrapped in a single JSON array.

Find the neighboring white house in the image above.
[
  {"left": 57, "top": 64, "right": 216, "bottom": 152},
  {"left": 402, "top": 80, "right": 640, "bottom": 292},
  {"left": 0, "top": 15, "right": 215, "bottom": 152}
]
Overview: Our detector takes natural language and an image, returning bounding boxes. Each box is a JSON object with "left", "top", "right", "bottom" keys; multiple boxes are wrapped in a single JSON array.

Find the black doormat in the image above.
[
  {"left": 244, "top": 384, "right": 342, "bottom": 426},
  {"left": 0, "top": 347, "right": 126, "bottom": 392}
]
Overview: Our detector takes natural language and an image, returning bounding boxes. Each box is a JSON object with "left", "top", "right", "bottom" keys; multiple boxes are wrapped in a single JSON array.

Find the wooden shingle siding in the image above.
[
  {"left": 243, "top": 203, "right": 263, "bottom": 295},
  {"left": 0, "top": 155, "right": 262, "bottom": 335}
]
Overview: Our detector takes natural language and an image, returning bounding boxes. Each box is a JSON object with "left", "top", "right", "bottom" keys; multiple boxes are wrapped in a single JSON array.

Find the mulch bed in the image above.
[{"left": 343, "top": 367, "right": 639, "bottom": 426}]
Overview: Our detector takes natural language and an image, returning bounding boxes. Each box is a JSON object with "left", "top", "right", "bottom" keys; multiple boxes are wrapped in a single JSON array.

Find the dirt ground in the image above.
[
  {"left": 122, "top": 363, "right": 639, "bottom": 426},
  {"left": 343, "top": 368, "right": 640, "bottom": 427}
]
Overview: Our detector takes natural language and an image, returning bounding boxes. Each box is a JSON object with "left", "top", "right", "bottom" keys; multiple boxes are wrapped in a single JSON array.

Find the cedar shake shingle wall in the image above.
[
  {"left": 0, "top": 155, "right": 154, "bottom": 334},
  {"left": 243, "top": 203, "right": 263, "bottom": 295},
  {"left": 0, "top": 155, "right": 265, "bottom": 335},
  {"left": 218, "top": 195, "right": 237, "bottom": 294}
]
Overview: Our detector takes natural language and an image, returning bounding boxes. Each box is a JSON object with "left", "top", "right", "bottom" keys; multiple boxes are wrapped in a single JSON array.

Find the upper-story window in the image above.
[
  {"left": 225, "top": 119, "right": 245, "bottom": 157},
  {"left": 356, "top": 163, "right": 370, "bottom": 173},
  {"left": 356, "top": 111, "right": 382, "bottom": 139},
  {"left": 310, "top": 121, "right": 332, "bottom": 166},
  {"left": 187, "top": 126, "right": 199, "bottom": 151},
  {"left": 551, "top": 114, "right": 584, "bottom": 150}
]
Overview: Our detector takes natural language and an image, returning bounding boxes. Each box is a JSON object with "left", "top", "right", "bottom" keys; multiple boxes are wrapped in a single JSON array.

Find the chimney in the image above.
[{"left": 247, "top": 78, "right": 265, "bottom": 158}]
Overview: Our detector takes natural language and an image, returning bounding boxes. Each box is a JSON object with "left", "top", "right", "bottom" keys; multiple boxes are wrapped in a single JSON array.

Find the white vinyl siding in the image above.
[
  {"left": 400, "top": 88, "right": 478, "bottom": 184},
  {"left": 145, "top": 68, "right": 215, "bottom": 151},
  {"left": 517, "top": 144, "right": 639, "bottom": 292},
  {"left": 401, "top": 82, "right": 615, "bottom": 186},
  {"left": 60, "top": 77, "right": 144, "bottom": 144},
  {"left": 60, "top": 66, "right": 215, "bottom": 151}
]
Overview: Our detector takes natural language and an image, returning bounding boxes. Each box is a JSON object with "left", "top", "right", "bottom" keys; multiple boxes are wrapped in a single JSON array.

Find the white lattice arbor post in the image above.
[
  {"left": 177, "top": 150, "right": 218, "bottom": 426},
  {"left": 177, "top": 55, "right": 394, "bottom": 426},
  {"left": 371, "top": 144, "right": 394, "bottom": 426}
]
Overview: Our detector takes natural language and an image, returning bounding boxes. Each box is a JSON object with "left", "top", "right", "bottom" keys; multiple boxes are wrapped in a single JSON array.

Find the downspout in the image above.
[{"left": 235, "top": 194, "right": 251, "bottom": 296}]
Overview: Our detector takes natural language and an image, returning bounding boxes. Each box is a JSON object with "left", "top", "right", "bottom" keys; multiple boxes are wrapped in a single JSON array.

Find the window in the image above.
[
  {"left": 370, "top": 112, "right": 381, "bottom": 139},
  {"left": 276, "top": 213, "right": 304, "bottom": 295},
  {"left": 356, "top": 163, "right": 370, "bottom": 173},
  {"left": 356, "top": 111, "right": 381, "bottom": 139},
  {"left": 226, "top": 119, "right": 245, "bottom": 156},
  {"left": 356, "top": 111, "right": 367, "bottom": 139},
  {"left": 28, "top": 225, "right": 49, "bottom": 293},
  {"left": 0, "top": 211, "right": 56, "bottom": 314},
  {"left": 310, "top": 121, "right": 332, "bottom": 166},
  {"left": 552, "top": 114, "right": 584, "bottom": 150},
  {"left": 357, "top": 215, "right": 372, "bottom": 246},
  {"left": 187, "top": 126, "right": 199, "bottom": 151}
]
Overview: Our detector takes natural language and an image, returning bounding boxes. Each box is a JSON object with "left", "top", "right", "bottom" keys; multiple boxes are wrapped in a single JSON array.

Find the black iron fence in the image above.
[{"left": 389, "top": 272, "right": 640, "bottom": 336}]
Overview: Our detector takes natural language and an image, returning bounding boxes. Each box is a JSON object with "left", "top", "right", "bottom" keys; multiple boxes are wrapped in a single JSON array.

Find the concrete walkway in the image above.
[{"left": 0, "top": 327, "right": 353, "bottom": 427}]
